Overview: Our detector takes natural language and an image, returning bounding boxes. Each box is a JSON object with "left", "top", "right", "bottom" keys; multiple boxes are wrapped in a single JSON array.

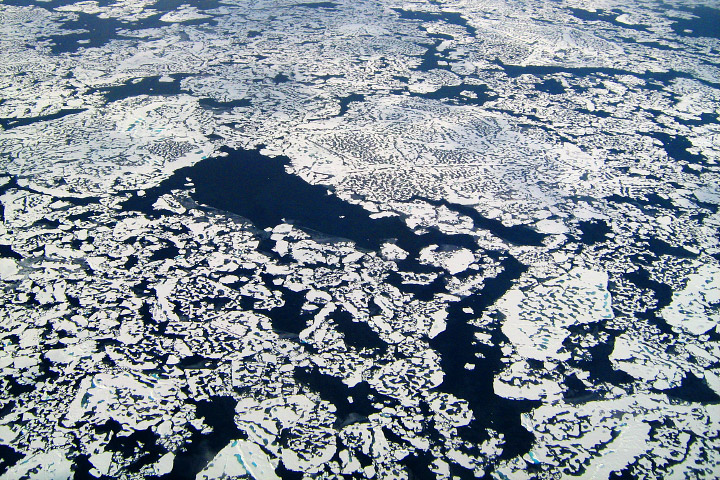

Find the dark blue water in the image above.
[
  {"left": 664, "top": 373, "right": 720, "bottom": 403},
  {"left": 198, "top": 98, "right": 251, "bottom": 110},
  {"left": 650, "top": 132, "right": 707, "bottom": 165},
  {"left": 106, "top": 426, "right": 166, "bottom": 474},
  {"left": 153, "top": 0, "right": 221, "bottom": 12},
  {"left": 670, "top": 6, "right": 720, "bottom": 40},
  {"left": 127, "top": 146, "right": 480, "bottom": 257},
  {"left": 158, "top": 397, "right": 245, "bottom": 480},
  {"left": 330, "top": 309, "right": 388, "bottom": 353},
  {"left": 495, "top": 59, "right": 719, "bottom": 88},
  {"left": 293, "top": 366, "right": 376, "bottom": 426},
  {"left": 622, "top": 267, "right": 675, "bottom": 336},
  {"left": 605, "top": 193, "right": 676, "bottom": 216},
  {"left": 409, "top": 196, "right": 546, "bottom": 246},
  {"left": 0, "top": 245, "right": 22, "bottom": 260},
  {"left": 674, "top": 112, "right": 718, "bottom": 127},
  {"left": 385, "top": 271, "right": 445, "bottom": 301},
  {"left": 96, "top": 75, "right": 191, "bottom": 103},
  {"left": 337, "top": 93, "right": 365, "bottom": 116},
  {"left": 273, "top": 73, "right": 290, "bottom": 84},
  {"left": 575, "top": 107, "right": 611, "bottom": 118},
  {"left": 416, "top": 40, "right": 444, "bottom": 71},
  {"left": 573, "top": 332, "right": 635, "bottom": 386},
  {"left": 0, "top": 109, "right": 86, "bottom": 130},
  {"left": 1, "top": 0, "right": 78, "bottom": 9},
  {"left": 291, "top": 2, "right": 337, "bottom": 9},
  {"left": 535, "top": 79, "right": 565, "bottom": 95},
  {"left": 618, "top": 36, "right": 679, "bottom": 51},
  {"left": 392, "top": 8, "right": 477, "bottom": 36},
  {"left": 149, "top": 240, "right": 180, "bottom": 262},
  {"left": 429, "top": 253, "right": 540, "bottom": 464},
  {"left": 577, "top": 219, "right": 611, "bottom": 245},
  {"left": 562, "top": 373, "right": 590, "bottom": 401},
  {"left": 36, "top": 5, "right": 217, "bottom": 54},
  {"left": 44, "top": 13, "right": 156, "bottom": 54},
  {"left": 409, "top": 83, "right": 495, "bottom": 106},
  {"left": 119, "top": 147, "right": 543, "bottom": 471}
]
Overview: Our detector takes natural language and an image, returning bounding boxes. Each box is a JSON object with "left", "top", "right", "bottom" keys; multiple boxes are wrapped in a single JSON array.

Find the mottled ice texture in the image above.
[
  {"left": 0, "top": 450, "right": 73, "bottom": 480},
  {"left": 497, "top": 394, "right": 720, "bottom": 479},
  {"left": 0, "top": 258, "right": 18, "bottom": 280},
  {"left": 610, "top": 333, "right": 687, "bottom": 389},
  {"left": 660, "top": 263, "right": 720, "bottom": 335},
  {"left": 499, "top": 268, "right": 613, "bottom": 362},
  {"left": 198, "top": 440, "right": 278, "bottom": 480},
  {"left": 1, "top": 0, "right": 720, "bottom": 477}
]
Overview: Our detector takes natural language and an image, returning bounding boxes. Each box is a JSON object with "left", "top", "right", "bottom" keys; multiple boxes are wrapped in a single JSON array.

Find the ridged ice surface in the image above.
[{"left": 0, "top": 0, "right": 719, "bottom": 478}]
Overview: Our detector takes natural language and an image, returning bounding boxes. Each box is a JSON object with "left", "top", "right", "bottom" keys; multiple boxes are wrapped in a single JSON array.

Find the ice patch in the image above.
[
  {"left": 660, "top": 263, "right": 720, "bottom": 335},
  {"left": 0, "top": 450, "right": 73, "bottom": 480},
  {"left": 535, "top": 219, "right": 568, "bottom": 234},
  {"left": 0, "top": 258, "right": 19, "bottom": 280},
  {"left": 609, "top": 334, "right": 686, "bottom": 390},
  {"left": 493, "top": 361, "right": 563, "bottom": 401},
  {"left": 420, "top": 245, "right": 475, "bottom": 275},
  {"left": 198, "top": 439, "right": 279, "bottom": 480},
  {"left": 499, "top": 268, "right": 613, "bottom": 361}
]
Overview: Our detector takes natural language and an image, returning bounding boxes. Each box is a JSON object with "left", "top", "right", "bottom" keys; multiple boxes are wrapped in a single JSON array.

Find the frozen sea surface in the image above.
[{"left": 0, "top": 0, "right": 719, "bottom": 479}]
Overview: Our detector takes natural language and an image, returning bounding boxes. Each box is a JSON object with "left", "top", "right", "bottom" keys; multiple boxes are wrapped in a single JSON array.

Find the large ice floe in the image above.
[{"left": 1, "top": 0, "right": 720, "bottom": 478}]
